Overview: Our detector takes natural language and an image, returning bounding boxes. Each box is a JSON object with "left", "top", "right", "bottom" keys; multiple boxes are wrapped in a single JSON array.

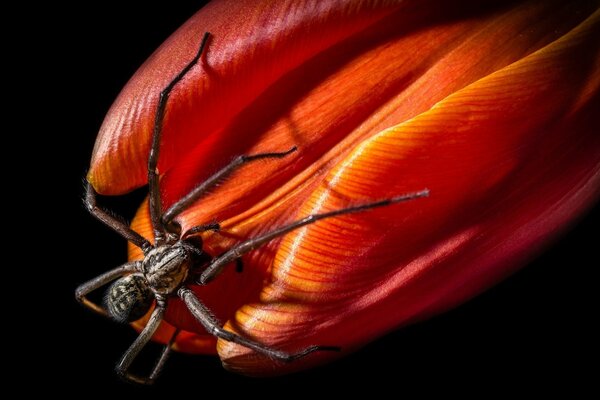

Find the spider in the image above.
[{"left": 76, "top": 32, "right": 429, "bottom": 384}]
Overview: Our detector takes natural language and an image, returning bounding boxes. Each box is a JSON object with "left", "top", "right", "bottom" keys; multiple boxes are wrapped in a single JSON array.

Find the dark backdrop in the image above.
[{"left": 44, "top": 1, "right": 597, "bottom": 396}]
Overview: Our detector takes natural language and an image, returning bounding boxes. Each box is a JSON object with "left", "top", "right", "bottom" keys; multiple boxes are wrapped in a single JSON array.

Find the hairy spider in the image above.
[{"left": 76, "top": 32, "right": 429, "bottom": 384}]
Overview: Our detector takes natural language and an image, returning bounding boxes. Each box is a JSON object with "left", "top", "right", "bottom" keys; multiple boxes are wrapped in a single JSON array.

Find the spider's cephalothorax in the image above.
[
  {"left": 76, "top": 32, "right": 429, "bottom": 385},
  {"left": 142, "top": 243, "right": 193, "bottom": 295}
]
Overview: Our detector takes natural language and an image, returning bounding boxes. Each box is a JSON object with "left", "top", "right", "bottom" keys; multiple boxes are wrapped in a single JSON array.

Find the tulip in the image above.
[{"left": 87, "top": 0, "right": 600, "bottom": 376}]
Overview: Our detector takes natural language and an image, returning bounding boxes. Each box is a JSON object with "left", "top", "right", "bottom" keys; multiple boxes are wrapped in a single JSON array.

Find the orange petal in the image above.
[
  {"left": 217, "top": 9, "right": 600, "bottom": 374},
  {"left": 157, "top": 0, "right": 595, "bottom": 228}
]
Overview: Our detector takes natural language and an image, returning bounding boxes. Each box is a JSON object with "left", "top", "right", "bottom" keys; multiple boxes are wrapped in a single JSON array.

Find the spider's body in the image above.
[
  {"left": 76, "top": 32, "right": 428, "bottom": 384},
  {"left": 105, "top": 241, "right": 198, "bottom": 323}
]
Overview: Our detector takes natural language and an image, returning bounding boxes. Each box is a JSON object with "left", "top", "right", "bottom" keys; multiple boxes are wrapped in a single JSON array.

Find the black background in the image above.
[{"left": 41, "top": 1, "right": 598, "bottom": 396}]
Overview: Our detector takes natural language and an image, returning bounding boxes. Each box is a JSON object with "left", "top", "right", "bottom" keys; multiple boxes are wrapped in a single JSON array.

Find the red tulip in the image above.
[{"left": 87, "top": 0, "right": 600, "bottom": 375}]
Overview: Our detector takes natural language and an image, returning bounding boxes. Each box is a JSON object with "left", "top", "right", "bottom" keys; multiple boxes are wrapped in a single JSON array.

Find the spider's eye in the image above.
[{"left": 105, "top": 275, "right": 153, "bottom": 322}]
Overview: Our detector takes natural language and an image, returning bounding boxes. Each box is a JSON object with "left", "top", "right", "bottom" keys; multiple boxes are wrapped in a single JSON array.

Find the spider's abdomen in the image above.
[
  {"left": 142, "top": 244, "right": 190, "bottom": 295},
  {"left": 105, "top": 275, "right": 153, "bottom": 322}
]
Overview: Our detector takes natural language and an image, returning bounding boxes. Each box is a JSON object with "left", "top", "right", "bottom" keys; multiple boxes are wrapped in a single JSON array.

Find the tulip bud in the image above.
[{"left": 88, "top": 0, "right": 600, "bottom": 375}]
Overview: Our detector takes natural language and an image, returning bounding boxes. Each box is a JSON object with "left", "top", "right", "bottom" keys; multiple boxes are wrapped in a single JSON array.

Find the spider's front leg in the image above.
[
  {"left": 161, "top": 146, "right": 298, "bottom": 227},
  {"left": 198, "top": 190, "right": 430, "bottom": 284},
  {"left": 147, "top": 32, "right": 211, "bottom": 243}
]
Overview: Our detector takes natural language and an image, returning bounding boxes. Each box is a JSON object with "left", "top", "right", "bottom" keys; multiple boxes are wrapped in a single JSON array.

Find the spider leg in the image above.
[
  {"left": 182, "top": 222, "right": 221, "bottom": 238},
  {"left": 85, "top": 183, "right": 152, "bottom": 252},
  {"left": 116, "top": 302, "right": 167, "bottom": 385},
  {"left": 75, "top": 262, "right": 140, "bottom": 317},
  {"left": 147, "top": 328, "right": 180, "bottom": 382},
  {"left": 198, "top": 189, "right": 430, "bottom": 284},
  {"left": 162, "top": 146, "right": 297, "bottom": 227},
  {"left": 148, "top": 32, "right": 211, "bottom": 244},
  {"left": 179, "top": 287, "right": 339, "bottom": 362}
]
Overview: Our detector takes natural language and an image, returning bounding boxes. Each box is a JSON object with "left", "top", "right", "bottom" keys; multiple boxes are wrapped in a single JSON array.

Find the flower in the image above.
[{"left": 87, "top": 0, "right": 600, "bottom": 375}]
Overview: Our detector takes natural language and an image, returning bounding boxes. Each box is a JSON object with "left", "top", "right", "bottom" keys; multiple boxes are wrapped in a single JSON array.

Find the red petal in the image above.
[{"left": 87, "top": 0, "right": 404, "bottom": 194}]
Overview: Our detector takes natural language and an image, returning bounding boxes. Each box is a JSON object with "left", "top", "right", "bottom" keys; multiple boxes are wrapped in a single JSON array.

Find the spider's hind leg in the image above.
[
  {"left": 115, "top": 303, "right": 171, "bottom": 385},
  {"left": 75, "top": 262, "right": 139, "bottom": 317},
  {"left": 179, "top": 287, "right": 339, "bottom": 363}
]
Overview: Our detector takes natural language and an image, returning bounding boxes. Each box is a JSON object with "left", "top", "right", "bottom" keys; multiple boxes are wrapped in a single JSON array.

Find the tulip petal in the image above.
[
  {"left": 88, "top": 0, "right": 593, "bottom": 200},
  {"left": 94, "top": 0, "right": 600, "bottom": 372},
  {"left": 217, "top": 9, "right": 600, "bottom": 374},
  {"left": 88, "top": 0, "right": 406, "bottom": 194},
  {"left": 157, "top": 0, "right": 596, "bottom": 230}
]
